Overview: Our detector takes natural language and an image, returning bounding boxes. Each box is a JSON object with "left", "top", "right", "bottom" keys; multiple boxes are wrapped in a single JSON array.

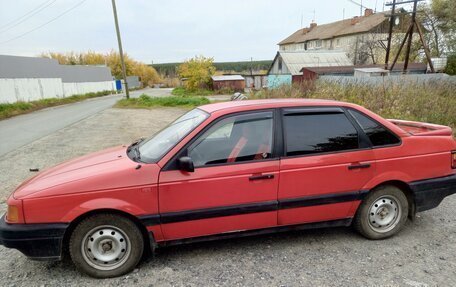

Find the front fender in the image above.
[{"left": 60, "top": 198, "right": 149, "bottom": 222}]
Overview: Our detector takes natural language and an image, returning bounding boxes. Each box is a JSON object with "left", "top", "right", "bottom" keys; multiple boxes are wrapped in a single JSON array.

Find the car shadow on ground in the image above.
[{"left": 37, "top": 217, "right": 424, "bottom": 277}]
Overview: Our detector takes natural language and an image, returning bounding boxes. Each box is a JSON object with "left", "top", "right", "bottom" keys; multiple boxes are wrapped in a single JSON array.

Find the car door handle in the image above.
[
  {"left": 348, "top": 163, "right": 371, "bottom": 170},
  {"left": 249, "top": 174, "right": 275, "bottom": 181}
]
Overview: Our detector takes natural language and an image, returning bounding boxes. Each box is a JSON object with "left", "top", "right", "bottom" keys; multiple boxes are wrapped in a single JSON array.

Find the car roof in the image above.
[{"left": 198, "top": 99, "right": 351, "bottom": 113}]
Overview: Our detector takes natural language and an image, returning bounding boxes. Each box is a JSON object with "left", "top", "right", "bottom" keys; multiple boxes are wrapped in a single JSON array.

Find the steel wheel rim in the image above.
[
  {"left": 81, "top": 225, "right": 131, "bottom": 271},
  {"left": 368, "top": 195, "right": 402, "bottom": 233}
]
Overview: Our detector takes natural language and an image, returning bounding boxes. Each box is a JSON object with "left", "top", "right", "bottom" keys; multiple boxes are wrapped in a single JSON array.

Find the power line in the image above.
[
  {"left": 0, "top": 0, "right": 58, "bottom": 33},
  {"left": 0, "top": 0, "right": 87, "bottom": 45}
]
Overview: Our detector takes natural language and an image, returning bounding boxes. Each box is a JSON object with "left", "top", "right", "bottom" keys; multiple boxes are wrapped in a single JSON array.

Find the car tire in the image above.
[
  {"left": 69, "top": 214, "right": 144, "bottom": 278},
  {"left": 354, "top": 185, "right": 409, "bottom": 240}
]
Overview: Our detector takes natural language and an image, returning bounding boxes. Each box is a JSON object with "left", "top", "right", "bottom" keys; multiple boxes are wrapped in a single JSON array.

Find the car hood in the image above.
[{"left": 13, "top": 146, "right": 160, "bottom": 199}]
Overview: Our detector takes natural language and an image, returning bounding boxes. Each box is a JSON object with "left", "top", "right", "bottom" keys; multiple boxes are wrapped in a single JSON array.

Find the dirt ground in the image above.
[{"left": 0, "top": 107, "right": 455, "bottom": 287}]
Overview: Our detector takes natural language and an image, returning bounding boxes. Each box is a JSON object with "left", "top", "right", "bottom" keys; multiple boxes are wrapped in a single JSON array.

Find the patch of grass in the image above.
[
  {"left": 172, "top": 86, "right": 236, "bottom": 97},
  {"left": 171, "top": 87, "right": 214, "bottom": 97},
  {"left": 115, "top": 94, "right": 210, "bottom": 109},
  {"left": 0, "top": 90, "right": 114, "bottom": 120},
  {"left": 251, "top": 79, "right": 456, "bottom": 132}
]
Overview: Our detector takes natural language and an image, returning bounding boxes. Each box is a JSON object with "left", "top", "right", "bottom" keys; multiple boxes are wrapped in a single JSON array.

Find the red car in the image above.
[{"left": 1, "top": 99, "right": 455, "bottom": 278}]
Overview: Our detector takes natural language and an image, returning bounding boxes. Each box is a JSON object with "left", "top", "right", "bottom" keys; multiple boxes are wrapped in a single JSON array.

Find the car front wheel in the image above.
[
  {"left": 69, "top": 214, "right": 144, "bottom": 278},
  {"left": 354, "top": 185, "right": 409, "bottom": 240}
]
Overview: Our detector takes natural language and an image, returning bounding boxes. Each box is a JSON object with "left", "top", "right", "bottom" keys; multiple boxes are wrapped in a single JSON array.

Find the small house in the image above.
[
  {"left": 211, "top": 75, "right": 245, "bottom": 92},
  {"left": 267, "top": 50, "right": 352, "bottom": 88},
  {"left": 243, "top": 74, "right": 268, "bottom": 90}
]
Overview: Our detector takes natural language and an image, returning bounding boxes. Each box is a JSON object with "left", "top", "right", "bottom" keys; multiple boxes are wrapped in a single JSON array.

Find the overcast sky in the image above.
[{"left": 0, "top": 0, "right": 395, "bottom": 63}]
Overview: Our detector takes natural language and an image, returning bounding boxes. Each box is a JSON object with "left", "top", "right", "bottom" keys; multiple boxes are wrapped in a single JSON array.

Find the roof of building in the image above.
[
  {"left": 301, "top": 65, "right": 355, "bottom": 74},
  {"left": 300, "top": 63, "right": 427, "bottom": 74},
  {"left": 279, "top": 12, "right": 388, "bottom": 45},
  {"left": 355, "top": 67, "right": 389, "bottom": 73},
  {"left": 269, "top": 51, "right": 353, "bottom": 75},
  {"left": 211, "top": 75, "right": 244, "bottom": 81}
]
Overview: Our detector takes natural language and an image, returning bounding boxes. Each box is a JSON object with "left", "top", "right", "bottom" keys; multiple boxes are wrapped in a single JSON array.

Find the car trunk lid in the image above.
[{"left": 388, "top": 119, "right": 453, "bottom": 137}]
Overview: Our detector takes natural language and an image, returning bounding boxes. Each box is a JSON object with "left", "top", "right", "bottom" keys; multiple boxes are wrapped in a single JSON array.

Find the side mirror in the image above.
[{"left": 177, "top": 156, "right": 195, "bottom": 172}]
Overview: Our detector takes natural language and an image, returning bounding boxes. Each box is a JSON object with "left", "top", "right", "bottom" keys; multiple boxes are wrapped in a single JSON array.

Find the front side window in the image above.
[
  {"left": 284, "top": 112, "right": 359, "bottom": 156},
  {"left": 138, "top": 109, "right": 208, "bottom": 162},
  {"left": 348, "top": 109, "right": 400, "bottom": 146},
  {"left": 188, "top": 112, "right": 274, "bottom": 167}
]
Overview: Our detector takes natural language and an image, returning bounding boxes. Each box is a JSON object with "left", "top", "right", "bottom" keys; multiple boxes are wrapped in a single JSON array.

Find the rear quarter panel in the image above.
[{"left": 364, "top": 135, "right": 456, "bottom": 189}]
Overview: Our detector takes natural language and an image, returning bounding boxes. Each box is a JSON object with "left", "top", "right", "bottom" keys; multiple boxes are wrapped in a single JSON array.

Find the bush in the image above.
[
  {"left": 445, "top": 54, "right": 456, "bottom": 75},
  {"left": 177, "top": 56, "right": 216, "bottom": 90},
  {"left": 251, "top": 80, "right": 456, "bottom": 132},
  {"left": 161, "top": 77, "right": 181, "bottom": 88}
]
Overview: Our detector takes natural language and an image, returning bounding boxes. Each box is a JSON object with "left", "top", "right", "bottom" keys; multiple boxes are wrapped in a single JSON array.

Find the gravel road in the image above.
[{"left": 0, "top": 107, "right": 455, "bottom": 287}]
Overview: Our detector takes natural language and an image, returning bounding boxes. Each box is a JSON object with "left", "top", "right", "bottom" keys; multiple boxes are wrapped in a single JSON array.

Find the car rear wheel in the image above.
[
  {"left": 354, "top": 186, "right": 409, "bottom": 240},
  {"left": 69, "top": 214, "right": 144, "bottom": 278}
]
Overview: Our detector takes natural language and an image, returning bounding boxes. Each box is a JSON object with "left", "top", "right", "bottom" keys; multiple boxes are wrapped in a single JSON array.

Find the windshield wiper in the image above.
[{"left": 133, "top": 144, "right": 142, "bottom": 162}]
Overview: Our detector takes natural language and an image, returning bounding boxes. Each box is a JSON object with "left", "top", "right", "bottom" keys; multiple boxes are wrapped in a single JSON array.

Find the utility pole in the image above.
[
  {"left": 111, "top": 0, "right": 129, "bottom": 99},
  {"left": 384, "top": 0, "right": 396, "bottom": 69},
  {"left": 385, "top": 0, "right": 434, "bottom": 73},
  {"left": 403, "top": 0, "right": 418, "bottom": 72}
]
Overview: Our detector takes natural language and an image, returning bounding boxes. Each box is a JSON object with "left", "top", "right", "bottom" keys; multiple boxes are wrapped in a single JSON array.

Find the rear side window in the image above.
[
  {"left": 284, "top": 113, "right": 359, "bottom": 156},
  {"left": 348, "top": 109, "right": 400, "bottom": 146}
]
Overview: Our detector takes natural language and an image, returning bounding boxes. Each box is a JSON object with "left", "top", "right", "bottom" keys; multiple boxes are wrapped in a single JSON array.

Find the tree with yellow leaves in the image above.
[{"left": 177, "top": 56, "right": 216, "bottom": 91}]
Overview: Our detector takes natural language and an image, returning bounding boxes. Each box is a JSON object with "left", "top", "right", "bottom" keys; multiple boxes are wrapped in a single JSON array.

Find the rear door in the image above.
[
  {"left": 278, "top": 107, "right": 376, "bottom": 225},
  {"left": 158, "top": 110, "right": 280, "bottom": 240}
]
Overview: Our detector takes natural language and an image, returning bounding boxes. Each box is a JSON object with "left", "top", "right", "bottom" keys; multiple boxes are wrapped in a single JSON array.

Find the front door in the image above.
[
  {"left": 159, "top": 110, "right": 279, "bottom": 240},
  {"left": 278, "top": 108, "right": 375, "bottom": 225}
]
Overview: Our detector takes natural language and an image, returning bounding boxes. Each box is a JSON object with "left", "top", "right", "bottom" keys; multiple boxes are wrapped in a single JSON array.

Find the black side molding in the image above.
[
  {"left": 160, "top": 201, "right": 278, "bottom": 224},
  {"left": 279, "top": 190, "right": 368, "bottom": 210},
  {"left": 139, "top": 190, "right": 367, "bottom": 226}
]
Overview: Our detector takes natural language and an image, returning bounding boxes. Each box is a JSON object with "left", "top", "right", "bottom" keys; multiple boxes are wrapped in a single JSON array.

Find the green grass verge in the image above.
[
  {"left": 115, "top": 94, "right": 210, "bottom": 109},
  {"left": 171, "top": 87, "right": 214, "bottom": 97},
  {"left": 0, "top": 90, "right": 114, "bottom": 120}
]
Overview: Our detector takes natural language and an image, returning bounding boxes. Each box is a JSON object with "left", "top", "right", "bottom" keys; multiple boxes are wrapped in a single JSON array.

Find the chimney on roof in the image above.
[
  {"left": 310, "top": 22, "right": 317, "bottom": 29},
  {"left": 351, "top": 16, "right": 360, "bottom": 25},
  {"left": 364, "top": 8, "right": 374, "bottom": 17}
]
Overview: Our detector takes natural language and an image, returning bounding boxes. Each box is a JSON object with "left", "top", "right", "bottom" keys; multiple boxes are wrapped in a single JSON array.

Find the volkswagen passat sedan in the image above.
[{"left": 1, "top": 99, "right": 455, "bottom": 278}]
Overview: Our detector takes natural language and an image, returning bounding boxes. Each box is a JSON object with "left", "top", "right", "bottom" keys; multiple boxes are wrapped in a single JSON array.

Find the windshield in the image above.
[{"left": 137, "top": 109, "right": 209, "bottom": 162}]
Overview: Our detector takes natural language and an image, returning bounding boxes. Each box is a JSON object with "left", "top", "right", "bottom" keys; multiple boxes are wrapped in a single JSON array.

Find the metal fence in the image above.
[{"left": 319, "top": 74, "right": 456, "bottom": 87}]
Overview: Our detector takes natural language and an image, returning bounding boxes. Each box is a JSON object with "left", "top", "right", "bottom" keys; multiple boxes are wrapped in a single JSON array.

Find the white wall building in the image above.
[{"left": 0, "top": 55, "right": 115, "bottom": 103}]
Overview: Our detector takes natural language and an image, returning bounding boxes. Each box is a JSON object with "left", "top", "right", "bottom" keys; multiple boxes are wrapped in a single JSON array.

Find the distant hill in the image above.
[{"left": 151, "top": 60, "right": 273, "bottom": 76}]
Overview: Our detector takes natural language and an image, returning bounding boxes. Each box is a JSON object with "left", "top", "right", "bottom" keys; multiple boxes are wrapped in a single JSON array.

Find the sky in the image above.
[{"left": 0, "top": 0, "right": 396, "bottom": 63}]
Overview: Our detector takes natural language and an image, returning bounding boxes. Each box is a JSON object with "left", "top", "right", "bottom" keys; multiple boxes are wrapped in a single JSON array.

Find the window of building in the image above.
[{"left": 284, "top": 113, "right": 359, "bottom": 156}]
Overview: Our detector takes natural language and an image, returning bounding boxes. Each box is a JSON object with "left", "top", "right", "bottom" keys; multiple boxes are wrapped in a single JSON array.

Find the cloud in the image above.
[{"left": 0, "top": 0, "right": 370, "bottom": 62}]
